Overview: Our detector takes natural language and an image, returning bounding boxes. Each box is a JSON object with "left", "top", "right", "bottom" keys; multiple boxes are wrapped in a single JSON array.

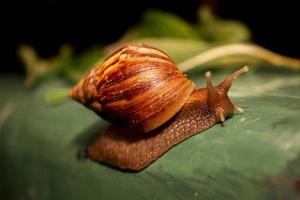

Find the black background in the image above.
[{"left": 1, "top": 0, "right": 299, "bottom": 73}]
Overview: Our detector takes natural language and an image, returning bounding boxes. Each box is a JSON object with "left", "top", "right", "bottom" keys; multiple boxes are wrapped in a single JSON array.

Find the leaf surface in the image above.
[{"left": 1, "top": 67, "right": 300, "bottom": 199}]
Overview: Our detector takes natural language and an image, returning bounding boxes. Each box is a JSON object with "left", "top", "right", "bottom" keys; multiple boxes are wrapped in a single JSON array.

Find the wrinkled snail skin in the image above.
[
  {"left": 87, "top": 89, "right": 223, "bottom": 170},
  {"left": 70, "top": 43, "right": 249, "bottom": 171}
]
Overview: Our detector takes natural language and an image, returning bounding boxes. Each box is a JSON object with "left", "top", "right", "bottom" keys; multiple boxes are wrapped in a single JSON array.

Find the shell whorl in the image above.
[{"left": 70, "top": 43, "right": 195, "bottom": 133}]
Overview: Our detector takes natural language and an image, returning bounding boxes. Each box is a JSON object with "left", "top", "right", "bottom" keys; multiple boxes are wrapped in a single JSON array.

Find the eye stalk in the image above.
[
  {"left": 220, "top": 66, "right": 249, "bottom": 92},
  {"left": 205, "top": 66, "right": 249, "bottom": 123}
]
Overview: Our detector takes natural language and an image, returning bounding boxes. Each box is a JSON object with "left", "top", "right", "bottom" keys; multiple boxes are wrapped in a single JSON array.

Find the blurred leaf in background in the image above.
[
  {"left": 196, "top": 6, "right": 250, "bottom": 43},
  {"left": 18, "top": 6, "right": 253, "bottom": 87},
  {"left": 134, "top": 9, "right": 201, "bottom": 39},
  {"left": 18, "top": 5, "right": 300, "bottom": 89}
]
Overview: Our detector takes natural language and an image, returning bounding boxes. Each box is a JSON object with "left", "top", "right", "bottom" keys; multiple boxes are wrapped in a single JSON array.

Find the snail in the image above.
[{"left": 70, "top": 43, "right": 249, "bottom": 171}]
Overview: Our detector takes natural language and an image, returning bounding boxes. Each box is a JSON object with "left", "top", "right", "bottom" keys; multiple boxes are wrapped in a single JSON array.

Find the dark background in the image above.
[{"left": 1, "top": 0, "right": 299, "bottom": 73}]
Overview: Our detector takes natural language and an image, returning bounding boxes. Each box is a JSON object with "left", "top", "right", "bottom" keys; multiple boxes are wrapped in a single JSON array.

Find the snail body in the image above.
[{"left": 70, "top": 43, "right": 249, "bottom": 171}]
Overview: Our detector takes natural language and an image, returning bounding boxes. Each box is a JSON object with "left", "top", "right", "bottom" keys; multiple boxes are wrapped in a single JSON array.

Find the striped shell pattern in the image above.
[{"left": 70, "top": 43, "right": 195, "bottom": 133}]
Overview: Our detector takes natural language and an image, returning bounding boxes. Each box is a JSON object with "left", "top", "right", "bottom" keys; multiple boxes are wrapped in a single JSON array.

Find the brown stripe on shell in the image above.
[
  {"left": 96, "top": 60, "right": 177, "bottom": 91},
  {"left": 97, "top": 65, "right": 188, "bottom": 115},
  {"left": 96, "top": 55, "right": 173, "bottom": 87},
  {"left": 99, "top": 79, "right": 157, "bottom": 106},
  {"left": 123, "top": 78, "right": 189, "bottom": 119},
  {"left": 95, "top": 46, "right": 128, "bottom": 80},
  {"left": 102, "top": 77, "right": 187, "bottom": 122},
  {"left": 101, "top": 76, "right": 181, "bottom": 109},
  {"left": 96, "top": 62, "right": 183, "bottom": 104},
  {"left": 138, "top": 79, "right": 195, "bottom": 132}
]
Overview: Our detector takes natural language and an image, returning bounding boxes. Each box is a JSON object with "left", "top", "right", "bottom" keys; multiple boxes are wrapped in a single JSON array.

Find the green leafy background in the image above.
[{"left": 1, "top": 6, "right": 300, "bottom": 200}]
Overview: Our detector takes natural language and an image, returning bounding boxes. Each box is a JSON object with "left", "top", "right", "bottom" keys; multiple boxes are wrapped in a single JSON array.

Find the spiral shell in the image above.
[{"left": 70, "top": 43, "right": 195, "bottom": 133}]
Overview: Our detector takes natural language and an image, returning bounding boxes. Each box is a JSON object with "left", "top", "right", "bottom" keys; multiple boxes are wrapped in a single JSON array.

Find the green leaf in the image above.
[
  {"left": 135, "top": 10, "right": 201, "bottom": 39},
  {"left": 18, "top": 44, "right": 105, "bottom": 85},
  {"left": 196, "top": 6, "right": 251, "bottom": 43},
  {"left": 45, "top": 88, "right": 70, "bottom": 105},
  {"left": 18, "top": 44, "right": 73, "bottom": 87},
  {"left": 1, "top": 67, "right": 300, "bottom": 199}
]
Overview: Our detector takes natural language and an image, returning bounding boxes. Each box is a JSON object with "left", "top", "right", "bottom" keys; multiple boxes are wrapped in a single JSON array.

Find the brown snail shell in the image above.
[
  {"left": 70, "top": 43, "right": 249, "bottom": 171},
  {"left": 70, "top": 43, "right": 195, "bottom": 133}
]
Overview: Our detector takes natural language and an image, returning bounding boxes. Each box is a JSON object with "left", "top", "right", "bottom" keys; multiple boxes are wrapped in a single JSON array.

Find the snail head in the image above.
[{"left": 205, "top": 66, "right": 249, "bottom": 123}]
